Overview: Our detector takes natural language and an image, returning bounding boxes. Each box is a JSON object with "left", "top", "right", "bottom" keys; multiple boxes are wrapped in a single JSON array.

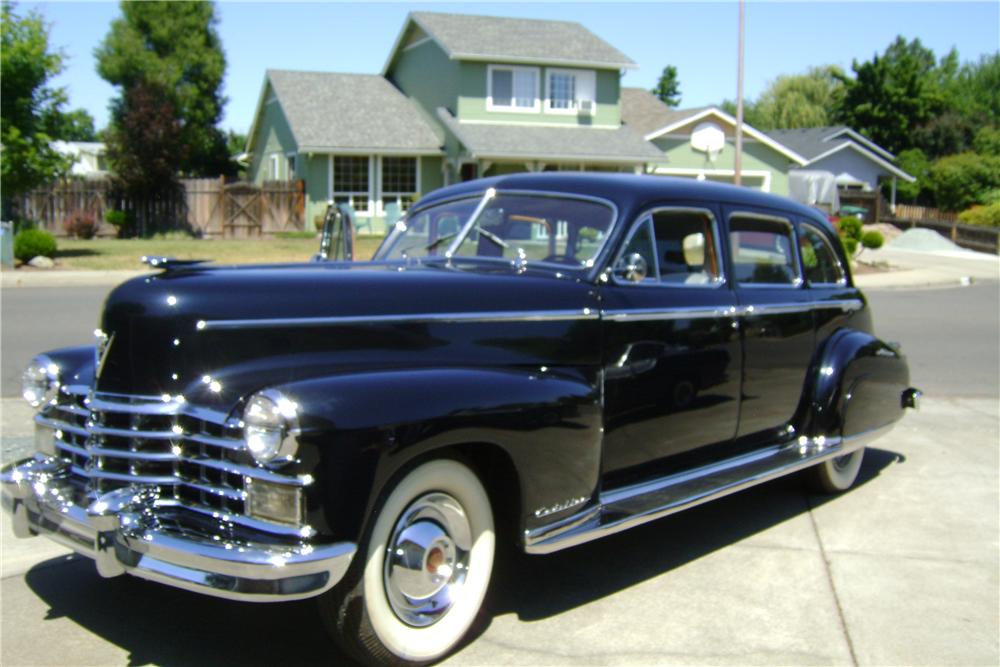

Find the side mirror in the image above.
[
  {"left": 313, "top": 202, "right": 355, "bottom": 262},
  {"left": 614, "top": 252, "right": 649, "bottom": 283}
]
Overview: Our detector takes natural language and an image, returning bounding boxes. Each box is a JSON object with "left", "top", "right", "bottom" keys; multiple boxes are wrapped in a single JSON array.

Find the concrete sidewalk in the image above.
[{"left": 854, "top": 246, "right": 1000, "bottom": 289}]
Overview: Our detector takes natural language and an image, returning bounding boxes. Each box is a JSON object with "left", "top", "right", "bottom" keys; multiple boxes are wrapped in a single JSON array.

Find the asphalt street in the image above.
[{"left": 1, "top": 276, "right": 998, "bottom": 665}]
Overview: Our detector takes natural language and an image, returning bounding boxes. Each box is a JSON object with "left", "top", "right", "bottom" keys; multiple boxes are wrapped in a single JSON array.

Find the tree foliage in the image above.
[
  {"left": 1, "top": 2, "right": 73, "bottom": 204},
  {"left": 105, "top": 80, "right": 185, "bottom": 200},
  {"left": 96, "top": 1, "right": 231, "bottom": 176},
  {"left": 834, "top": 37, "right": 954, "bottom": 156},
  {"left": 43, "top": 107, "right": 97, "bottom": 142},
  {"left": 651, "top": 65, "right": 681, "bottom": 108},
  {"left": 929, "top": 153, "right": 1000, "bottom": 212},
  {"left": 744, "top": 66, "right": 845, "bottom": 131},
  {"left": 890, "top": 148, "right": 933, "bottom": 204}
]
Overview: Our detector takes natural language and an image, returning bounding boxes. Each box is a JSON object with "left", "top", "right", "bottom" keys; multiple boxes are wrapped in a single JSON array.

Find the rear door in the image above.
[{"left": 725, "top": 207, "right": 816, "bottom": 443}]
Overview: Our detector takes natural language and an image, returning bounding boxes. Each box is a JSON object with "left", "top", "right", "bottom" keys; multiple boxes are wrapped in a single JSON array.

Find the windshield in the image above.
[{"left": 375, "top": 192, "right": 616, "bottom": 268}]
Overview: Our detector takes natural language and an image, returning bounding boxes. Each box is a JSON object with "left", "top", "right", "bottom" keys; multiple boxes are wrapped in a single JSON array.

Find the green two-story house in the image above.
[{"left": 247, "top": 11, "right": 661, "bottom": 232}]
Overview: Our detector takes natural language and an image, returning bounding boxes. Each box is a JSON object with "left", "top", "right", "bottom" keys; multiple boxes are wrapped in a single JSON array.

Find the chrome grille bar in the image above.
[{"left": 39, "top": 388, "right": 299, "bottom": 520}]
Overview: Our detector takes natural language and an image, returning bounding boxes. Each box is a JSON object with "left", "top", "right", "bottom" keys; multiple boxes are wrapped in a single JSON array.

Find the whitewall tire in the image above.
[
  {"left": 808, "top": 448, "right": 865, "bottom": 493},
  {"left": 320, "top": 459, "right": 495, "bottom": 666}
]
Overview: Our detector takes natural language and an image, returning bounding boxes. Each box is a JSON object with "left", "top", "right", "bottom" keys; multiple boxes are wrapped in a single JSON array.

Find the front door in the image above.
[{"left": 600, "top": 206, "right": 741, "bottom": 487}]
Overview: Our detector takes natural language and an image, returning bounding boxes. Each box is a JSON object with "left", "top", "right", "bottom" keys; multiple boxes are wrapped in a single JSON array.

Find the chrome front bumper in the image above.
[{"left": 1, "top": 456, "right": 356, "bottom": 602}]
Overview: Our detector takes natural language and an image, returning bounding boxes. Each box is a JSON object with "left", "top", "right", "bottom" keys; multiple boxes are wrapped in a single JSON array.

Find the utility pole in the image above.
[{"left": 734, "top": 0, "right": 745, "bottom": 186}]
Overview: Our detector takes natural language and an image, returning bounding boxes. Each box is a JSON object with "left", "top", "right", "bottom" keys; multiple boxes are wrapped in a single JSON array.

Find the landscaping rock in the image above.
[{"left": 27, "top": 256, "right": 55, "bottom": 269}]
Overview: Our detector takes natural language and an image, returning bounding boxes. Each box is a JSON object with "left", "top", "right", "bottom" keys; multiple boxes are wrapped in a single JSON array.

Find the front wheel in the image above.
[
  {"left": 320, "top": 459, "right": 495, "bottom": 666},
  {"left": 807, "top": 448, "right": 865, "bottom": 493}
]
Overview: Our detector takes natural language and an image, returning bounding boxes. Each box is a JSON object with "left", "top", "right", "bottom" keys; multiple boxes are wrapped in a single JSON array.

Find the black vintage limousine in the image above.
[{"left": 3, "top": 173, "right": 918, "bottom": 665}]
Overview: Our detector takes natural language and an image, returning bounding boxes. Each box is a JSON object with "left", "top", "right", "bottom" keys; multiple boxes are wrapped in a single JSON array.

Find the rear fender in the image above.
[
  {"left": 274, "top": 367, "right": 602, "bottom": 544},
  {"left": 803, "top": 328, "right": 911, "bottom": 439}
]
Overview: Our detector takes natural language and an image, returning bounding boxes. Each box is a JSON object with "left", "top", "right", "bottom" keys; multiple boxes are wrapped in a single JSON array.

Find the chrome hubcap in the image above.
[{"left": 384, "top": 492, "right": 471, "bottom": 627}]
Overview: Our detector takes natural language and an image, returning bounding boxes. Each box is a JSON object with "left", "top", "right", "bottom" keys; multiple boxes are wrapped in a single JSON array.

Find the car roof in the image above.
[{"left": 417, "top": 172, "right": 830, "bottom": 226}]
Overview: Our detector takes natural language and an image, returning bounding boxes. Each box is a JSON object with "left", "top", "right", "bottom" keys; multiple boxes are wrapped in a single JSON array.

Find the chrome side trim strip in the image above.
[
  {"left": 601, "top": 299, "right": 863, "bottom": 323},
  {"left": 602, "top": 306, "right": 736, "bottom": 322},
  {"left": 525, "top": 422, "right": 895, "bottom": 555},
  {"left": 200, "top": 308, "right": 600, "bottom": 330}
]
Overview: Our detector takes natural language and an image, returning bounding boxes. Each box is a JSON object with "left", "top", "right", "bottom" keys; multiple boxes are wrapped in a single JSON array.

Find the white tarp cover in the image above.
[{"left": 788, "top": 170, "right": 840, "bottom": 212}]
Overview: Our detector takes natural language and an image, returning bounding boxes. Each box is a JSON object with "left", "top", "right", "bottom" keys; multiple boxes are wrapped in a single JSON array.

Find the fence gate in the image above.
[{"left": 223, "top": 183, "right": 263, "bottom": 238}]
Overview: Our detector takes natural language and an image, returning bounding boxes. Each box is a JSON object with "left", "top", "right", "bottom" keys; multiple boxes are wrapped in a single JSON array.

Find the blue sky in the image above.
[{"left": 22, "top": 1, "right": 1000, "bottom": 135}]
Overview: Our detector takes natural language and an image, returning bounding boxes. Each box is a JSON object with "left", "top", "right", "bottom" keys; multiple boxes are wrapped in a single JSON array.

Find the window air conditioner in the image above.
[{"left": 578, "top": 100, "right": 595, "bottom": 115}]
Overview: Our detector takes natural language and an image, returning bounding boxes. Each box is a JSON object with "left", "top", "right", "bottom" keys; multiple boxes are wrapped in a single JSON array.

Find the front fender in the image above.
[
  {"left": 276, "top": 366, "right": 602, "bottom": 543},
  {"left": 804, "top": 328, "right": 911, "bottom": 439}
]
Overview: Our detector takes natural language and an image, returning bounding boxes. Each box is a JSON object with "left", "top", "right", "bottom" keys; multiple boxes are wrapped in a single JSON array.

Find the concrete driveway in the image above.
[{"left": 1, "top": 396, "right": 996, "bottom": 666}]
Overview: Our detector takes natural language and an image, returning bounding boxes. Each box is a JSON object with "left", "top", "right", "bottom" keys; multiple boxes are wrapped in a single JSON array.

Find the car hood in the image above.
[{"left": 96, "top": 261, "right": 601, "bottom": 408}]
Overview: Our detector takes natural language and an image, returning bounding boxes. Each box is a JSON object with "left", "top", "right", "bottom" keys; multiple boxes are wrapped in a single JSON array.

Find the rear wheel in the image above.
[
  {"left": 807, "top": 448, "right": 865, "bottom": 493},
  {"left": 320, "top": 459, "right": 495, "bottom": 666}
]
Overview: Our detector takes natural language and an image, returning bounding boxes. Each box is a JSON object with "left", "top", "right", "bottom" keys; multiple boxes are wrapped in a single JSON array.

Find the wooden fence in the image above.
[
  {"left": 892, "top": 204, "right": 960, "bottom": 223},
  {"left": 16, "top": 178, "right": 306, "bottom": 239}
]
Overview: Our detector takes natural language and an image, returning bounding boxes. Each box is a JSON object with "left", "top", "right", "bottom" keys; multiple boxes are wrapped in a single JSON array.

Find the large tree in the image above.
[
  {"left": 651, "top": 65, "right": 681, "bottom": 108},
  {"left": 1, "top": 2, "right": 72, "bottom": 210},
  {"left": 834, "top": 37, "right": 953, "bottom": 156},
  {"left": 745, "top": 66, "right": 845, "bottom": 131},
  {"left": 96, "top": 1, "right": 231, "bottom": 176}
]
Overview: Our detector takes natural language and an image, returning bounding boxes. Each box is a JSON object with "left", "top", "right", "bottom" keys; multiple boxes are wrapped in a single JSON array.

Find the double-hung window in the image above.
[
  {"left": 381, "top": 157, "right": 419, "bottom": 212},
  {"left": 545, "top": 69, "right": 596, "bottom": 115},
  {"left": 333, "top": 156, "right": 371, "bottom": 215},
  {"left": 487, "top": 65, "right": 539, "bottom": 112}
]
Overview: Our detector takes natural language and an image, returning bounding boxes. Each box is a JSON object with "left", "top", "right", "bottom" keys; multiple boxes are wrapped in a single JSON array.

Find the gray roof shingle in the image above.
[
  {"left": 619, "top": 88, "right": 711, "bottom": 137},
  {"left": 764, "top": 127, "right": 853, "bottom": 161},
  {"left": 266, "top": 70, "right": 443, "bottom": 153},
  {"left": 436, "top": 109, "right": 663, "bottom": 163},
  {"left": 409, "top": 12, "right": 636, "bottom": 69}
]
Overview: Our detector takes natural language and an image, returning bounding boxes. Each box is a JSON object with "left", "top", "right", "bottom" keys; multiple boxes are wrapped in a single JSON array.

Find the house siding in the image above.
[
  {"left": 389, "top": 39, "right": 460, "bottom": 116},
  {"left": 457, "top": 63, "right": 620, "bottom": 126},
  {"left": 806, "top": 150, "right": 889, "bottom": 190},
  {"left": 250, "top": 85, "right": 298, "bottom": 183},
  {"left": 651, "top": 136, "right": 793, "bottom": 196}
]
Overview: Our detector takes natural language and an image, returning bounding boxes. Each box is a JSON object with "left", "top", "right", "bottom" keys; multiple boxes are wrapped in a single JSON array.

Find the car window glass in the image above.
[
  {"left": 650, "top": 210, "right": 722, "bottom": 286},
  {"left": 617, "top": 218, "right": 657, "bottom": 281},
  {"left": 729, "top": 214, "right": 800, "bottom": 286},
  {"left": 799, "top": 223, "right": 845, "bottom": 285}
]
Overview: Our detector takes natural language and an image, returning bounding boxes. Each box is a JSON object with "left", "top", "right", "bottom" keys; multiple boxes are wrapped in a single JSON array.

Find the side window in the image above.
[
  {"left": 650, "top": 210, "right": 722, "bottom": 285},
  {"left": 617, "top": 218, "right": 658, "bottom": 282},
  {"left": 729, "top": 214, "right": 800, "bottom": 286},
  {"left": 799, "top": 223, "right": 846, "bottom": 285}
]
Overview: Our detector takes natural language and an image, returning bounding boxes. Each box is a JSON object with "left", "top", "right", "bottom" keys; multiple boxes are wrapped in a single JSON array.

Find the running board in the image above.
[{"left": 524, "top": 425, "right": 894, "bottom": 555}]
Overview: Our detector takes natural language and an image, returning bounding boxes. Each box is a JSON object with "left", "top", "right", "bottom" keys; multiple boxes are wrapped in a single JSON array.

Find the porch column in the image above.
[{"left": 891, "top": 176, "right": 898, "bottom": 214}]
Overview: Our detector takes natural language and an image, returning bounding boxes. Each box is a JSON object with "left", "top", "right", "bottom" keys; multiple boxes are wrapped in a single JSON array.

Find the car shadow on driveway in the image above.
[{"left": 20, "top": 448, "right": 902, "bottom": 665}]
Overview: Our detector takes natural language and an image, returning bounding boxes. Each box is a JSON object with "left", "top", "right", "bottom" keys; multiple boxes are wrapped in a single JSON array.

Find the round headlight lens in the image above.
[
  {"left": 22, "top": 355, "right": 60, "bottom": 409},
  {"left": 243, "top": 392, "right": 298, "bottom": 463}
]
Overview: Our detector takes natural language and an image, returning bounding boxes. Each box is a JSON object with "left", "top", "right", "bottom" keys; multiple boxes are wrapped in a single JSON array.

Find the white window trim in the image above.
[
  {"left": 377, "top": 156, "right": 421, "bottom": 216},
  {"left": 331, "top": 155, "right": 374, "bottom": 217},
  {"left": 268, "top": 154, "right": 281, "bottom": 180},
  {"left": 544, "top": 68, "right": 596, "bottom": 116},
  {"left": 486, "top": 64, "right": 541, "bottom": 113}
]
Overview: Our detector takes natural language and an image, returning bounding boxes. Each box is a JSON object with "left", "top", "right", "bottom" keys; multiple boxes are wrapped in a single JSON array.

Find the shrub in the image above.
[
  {"left": 973, "top": 126, "right": 1000, "bottom": 157},
  {"left": 14, "top": 229, "right": 58, "bottom": 262},
  {"left": 958, "top": 202, "right": 1000, "bottom": 228},
  {"left": 63, "top": 210, "right": 98, "bottom": 239},
  {"left": 930, "top": 152, "right": 1000, "bottom": 211},
  {"left": 837, "top": 216, "right": 863, "bottom": 240},
  {"left": 104, "top": 209, "right": 133, "bottom": 237},
  {"left": 861, "top": 230, "right": 885, "bottom": 250}
]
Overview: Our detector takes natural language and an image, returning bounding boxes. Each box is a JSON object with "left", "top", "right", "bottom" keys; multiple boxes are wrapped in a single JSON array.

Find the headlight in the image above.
[
  {"left": 22, "top": 355, "right": 60, "bottom": 409},
  {"left": 242, "top": 391, "right": 299, "bottom": 463}
]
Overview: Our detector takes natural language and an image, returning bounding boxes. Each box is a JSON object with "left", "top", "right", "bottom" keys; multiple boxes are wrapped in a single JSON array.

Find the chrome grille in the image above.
[{"left": 39, "top": 388, "right": 283, "bottom": 518}]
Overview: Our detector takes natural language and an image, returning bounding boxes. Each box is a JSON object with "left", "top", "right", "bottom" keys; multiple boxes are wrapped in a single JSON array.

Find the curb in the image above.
[{"left": 0, "top": 269, "right": 147, "bottom": 288}]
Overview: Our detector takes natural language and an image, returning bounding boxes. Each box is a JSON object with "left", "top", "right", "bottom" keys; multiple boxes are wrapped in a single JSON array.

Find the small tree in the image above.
[
  {"left": 105, "top": 80, "right": 185, "bottom": 235},
  {"left": 651, "top": 65, "right": 681, "bottom": 108},
  {"left": 0, "top": 3, "right": 72, "bottom": 214}
]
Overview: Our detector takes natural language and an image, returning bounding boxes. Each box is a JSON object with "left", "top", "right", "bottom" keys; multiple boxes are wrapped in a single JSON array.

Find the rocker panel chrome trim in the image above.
[
  {"left": 525, "top": 423, "right": 893, "bottom": 554},
  {"left": 199, "top": 309, "right": 600, "bottom": 330}
]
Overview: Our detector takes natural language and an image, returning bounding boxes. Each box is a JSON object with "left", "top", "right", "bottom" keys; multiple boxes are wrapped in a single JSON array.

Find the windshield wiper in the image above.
[
  {"left": 477, "top": 227, "right": 509, "bottom": 249},
  {"left": 423, "top": 232, "right": 459, "bottom": 252}
]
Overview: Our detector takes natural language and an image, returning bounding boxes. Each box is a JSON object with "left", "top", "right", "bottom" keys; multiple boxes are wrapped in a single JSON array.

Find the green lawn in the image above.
[{"left": 49, "top": 236, "right": 384, "bottom": 271}]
